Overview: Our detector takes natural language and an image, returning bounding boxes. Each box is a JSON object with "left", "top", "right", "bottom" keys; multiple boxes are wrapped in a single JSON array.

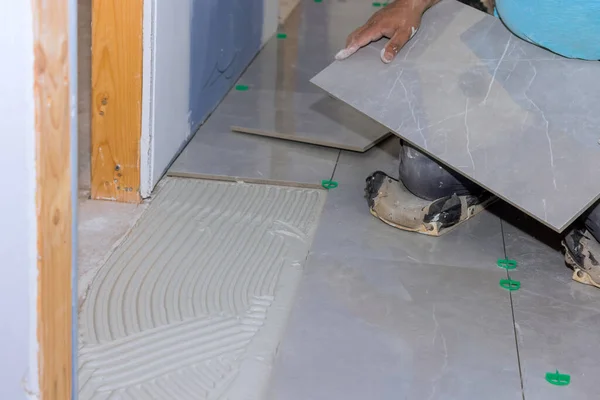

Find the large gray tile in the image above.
[
  {"left": 242, "top": 0, "right": 388, "bottom": 94},
  {"left": 267, "top": 255, "right": 522, "bottom": 400},
  {"left": 169, "top": 112, "right": 338, "bottom": 188},
  {"left": 229, "top": 0, "right": 390, "bottom": 152},
  {"left": 221, "top": 89, "right": 390, "bottom": 152},
  {"left": 310, "top": 139, "right": 505, "bottom": 270},
  {"left": 312, "top": 0, "right": 600, "bottom": 232},
  {"left": 500, "top": 205, "right": 600, "bottom": 399}
]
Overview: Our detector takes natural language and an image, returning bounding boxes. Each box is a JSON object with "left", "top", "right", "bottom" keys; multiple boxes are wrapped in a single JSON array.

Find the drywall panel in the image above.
[
  {"left": 0, "top": 1, "right": 38, "bottom": 398},
  {"left": 312, "top": 0, "right": 600, "bottom": 232},
  {"left": 141, "top": 0, "right": 275, "bottom": 197},
  {"left": 262, "top": 0, "right": 279, "bottom": 44},
  {"left": 147, "top": 0, "right": 193, "bottom": 192}
]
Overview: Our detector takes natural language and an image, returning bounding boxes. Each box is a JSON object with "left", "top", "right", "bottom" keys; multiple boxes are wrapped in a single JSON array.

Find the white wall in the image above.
[
  {"left": 140, "top": 0, "right": 279, "bottom": 197},
  {"left": 140, "top": 0, "right": 193, "bottom": 197},
  {"left": 262, "top": 0, "right": 279, "bottom": 44},
  {"left": 0, "top": 1, "right": 39, "bottom": 399}
]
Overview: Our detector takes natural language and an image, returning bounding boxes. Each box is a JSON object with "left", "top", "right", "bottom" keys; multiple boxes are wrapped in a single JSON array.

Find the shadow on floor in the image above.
[{"left": 489, "top": 200, "right": 564, "bottom": 253}]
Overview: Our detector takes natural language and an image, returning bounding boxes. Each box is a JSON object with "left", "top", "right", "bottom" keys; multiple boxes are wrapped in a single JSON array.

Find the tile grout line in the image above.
[
  {"left": 500, "top": 218, "right": 526, "bottom": 400},
  {"left": 328, "top": 150, "right": 342, "bottom": 181}
]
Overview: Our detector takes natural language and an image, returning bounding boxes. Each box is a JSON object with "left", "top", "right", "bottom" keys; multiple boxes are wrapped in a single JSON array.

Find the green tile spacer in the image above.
[
  {"left": 499, "top": 279, "right": 521, "bottom": 291},
  {"left": 321, "top": 180, "right": 338, "bottom": 190},
  {"left": 235, "top": 84, "right": 249, "bottom": 91},
  {"left": 497, "top": 258, "right": 518, "bottom": 270},
  {"left": 277, "top": 33, "right": 287, "bottom": 39},
  {"left": 372, "top": 2, "right": 382, "bottom": 6},
  {"left": 314, "top": 0, "right": 322, "bottom": 2},
  {"left": 545, "top": 370, "right": 571, "bottom": 386}
]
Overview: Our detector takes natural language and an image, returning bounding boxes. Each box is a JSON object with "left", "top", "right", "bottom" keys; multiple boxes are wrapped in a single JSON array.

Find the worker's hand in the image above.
[{"left": 335, "top": 0, "right": 439, "bottom": 63}]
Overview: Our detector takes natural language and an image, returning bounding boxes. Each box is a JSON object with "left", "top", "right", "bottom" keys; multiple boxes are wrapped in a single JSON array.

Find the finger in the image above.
[
  {"left": 348, "top": 23, "right": 385, "bottom": 50},
  {"left": 345, "top": 22, "right": 370, "bottom": 48},
  {"left": 334, "top": 27, "right": 363, "bottom": 60},
  {"left": 335, "top": 25, "right": 383, "bottom": 61},
  {"left": 381, "top": 27, "right": 413, "bottom": 63}
]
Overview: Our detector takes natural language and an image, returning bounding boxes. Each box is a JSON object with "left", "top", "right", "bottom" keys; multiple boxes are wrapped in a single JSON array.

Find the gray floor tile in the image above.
[
  {"left": 267, "top": 255, "right": 522, "bottom": 400},
  {"left": 221, "top": 88, "right": 390, "bottom": 152},
  {"left": 227, "top": 0, "right": 389, "bottom": 151},
  {"left": 169, "top": 113, "right": 338, "bottom": 188},
  {"left": 241, "top": 0, "right": 388, "bottom": 95},
  {"left": 312, "top": 0, "right": 600, "bottom": 232},
  {"left": 310, "top": 140, "right": 505, "bottom": 270},
  {"left": 500, "top": 205, "right": 600, "bottom": 399},
  {"left": 333, "top": 136, "right": 401, "bottom": 185}
]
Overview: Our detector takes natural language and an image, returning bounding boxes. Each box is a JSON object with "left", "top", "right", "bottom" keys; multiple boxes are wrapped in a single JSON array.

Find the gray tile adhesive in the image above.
[{"left": 79, "top": 177, "right": 326, "bottom": 399}]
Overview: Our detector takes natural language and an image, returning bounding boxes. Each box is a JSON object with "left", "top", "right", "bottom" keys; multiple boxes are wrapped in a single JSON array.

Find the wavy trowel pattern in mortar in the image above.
[{"left": 79, "top": 178, "right": 325, "bottom": 399}]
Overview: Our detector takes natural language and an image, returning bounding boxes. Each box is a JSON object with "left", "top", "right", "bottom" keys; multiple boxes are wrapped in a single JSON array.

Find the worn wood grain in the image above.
[
  {"left": 32, "top": 0, "right": 73, "bottom": 398},
  {"left": 91, "top": 0, "right": 143, "bottom": 202}
]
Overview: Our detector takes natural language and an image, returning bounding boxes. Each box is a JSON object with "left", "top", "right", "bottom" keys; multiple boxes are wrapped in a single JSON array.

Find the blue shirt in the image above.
[{"left": 494, "top": 0, "right": 600, "bottom": 60}]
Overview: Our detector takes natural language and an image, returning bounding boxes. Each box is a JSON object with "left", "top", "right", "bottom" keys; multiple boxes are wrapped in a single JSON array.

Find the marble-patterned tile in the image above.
[
  {"left": 219, "top": 88, "right": 390, "bottom": 152},
  {"left": 499, "top": 204, "right": 600, "bottom": 399},
  {"left": 310, "top": 138, "right": 505, "bottom": 270},
  {"left": 312, "top": 0, "right": 600, "bottom": 231},
  {"left": 267, "top": 254, "right": 522, "bottom": 400},
  {"left": 228, "top": 0, "right": 390, "bottom": 151},
  {"left": 168, "top": 112, "right": 338, "bottom": 188}
]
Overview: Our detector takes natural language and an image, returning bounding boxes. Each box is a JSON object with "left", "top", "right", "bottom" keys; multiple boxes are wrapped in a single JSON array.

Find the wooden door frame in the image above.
[
  {"left": 33, "top": 0, "right": 76, "bottom": 398},
  {"left": 91, "top": 0, "right": 144, "bottom": 203},
  {"left": 33, "top": 0, "right": 146, "bottom": 397}
]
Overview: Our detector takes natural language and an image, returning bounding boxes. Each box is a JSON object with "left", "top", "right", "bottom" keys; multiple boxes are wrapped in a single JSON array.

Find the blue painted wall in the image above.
[{"left": 188, "top": 0, "right": 265, "bottom": 131}]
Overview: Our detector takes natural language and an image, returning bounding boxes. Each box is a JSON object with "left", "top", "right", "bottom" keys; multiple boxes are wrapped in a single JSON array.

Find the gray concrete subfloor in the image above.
[
  {"left": 78, "top": 195, "right": 147, "bottom": 302},
  {"left": 261, "top": 136, "right": 600, "bottom": 399}
]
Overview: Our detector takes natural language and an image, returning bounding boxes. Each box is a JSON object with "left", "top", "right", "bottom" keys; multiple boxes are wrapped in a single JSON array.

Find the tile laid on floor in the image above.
[
  {"left": 500, "top": 205, "right": 600, "bottom": 399},
  {"left": 228, "top": 0, "right": 390, "bottom": 152},
  {"left": 267, "top": 255, "right": 522, "bottom": 400},
  {"left": 225, "top": 89, "right": 390, "bottom": 152},
  {"left": 169, "top": 113, "right": 339, "bottom": 188},
  {"left": 310, "top": 138, "right": 505, "bottom": 270},
  {"left": 312, "top": 0, "right": 600, "bottom": 232}
]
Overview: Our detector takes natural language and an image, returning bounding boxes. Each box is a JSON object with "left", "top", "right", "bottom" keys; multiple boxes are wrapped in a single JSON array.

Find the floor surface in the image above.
[
  {"left": 79, "top": 178, "right": 325, "bottom": 399},
  {"left": 79, "top": 0, "right": 600, "bottom": 398},
  {"left": 265, "top": 138, "right": 600, "bottom": 400},
  {"left": 78, "top": 196, "right": 147, "bottom": 301},
  {"left": 168, "top": 126, "right": 600, "bottom": 399},
  {"left": 224, "top": 0, "right": 390, "bottom": 152}
]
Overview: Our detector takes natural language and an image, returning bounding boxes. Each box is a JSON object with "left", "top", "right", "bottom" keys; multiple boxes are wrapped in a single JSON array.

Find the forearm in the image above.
[{"left": 387, "top": 0, "right": 441, "bottom": 13}]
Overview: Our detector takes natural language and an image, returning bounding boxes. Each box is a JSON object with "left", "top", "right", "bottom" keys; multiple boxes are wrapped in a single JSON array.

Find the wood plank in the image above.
[
  {"left": 91, "top": 0, "right": 143, "bottom": 202},
  {"left": 32, "top": 0, "right": 73, "bottom": 398},
  {"left": 167, "top": 171, "right": 324, "bottom": 190}
]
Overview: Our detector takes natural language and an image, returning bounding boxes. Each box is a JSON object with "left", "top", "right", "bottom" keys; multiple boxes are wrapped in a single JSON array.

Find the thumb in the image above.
[{"left": 381, "top": 26, "right": 418, "bottom": 64}]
